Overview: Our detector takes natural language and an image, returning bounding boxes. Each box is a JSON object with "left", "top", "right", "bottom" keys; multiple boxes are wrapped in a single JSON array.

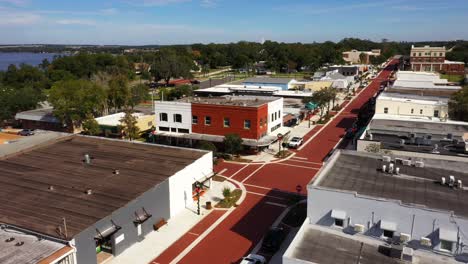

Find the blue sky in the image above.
[{"left": 0, "top": 0, "right": 467, "bottom": 45}]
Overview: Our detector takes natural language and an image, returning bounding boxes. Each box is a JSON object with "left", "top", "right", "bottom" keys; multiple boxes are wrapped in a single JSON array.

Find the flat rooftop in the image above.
[
  {"left": 286, "top": 225, "right": 454, "bottom": 264},
  {"left": 378, "top": 92, "right": 448, "bottom": 106},
  {"left": 15, "top": 108, "right": 60, "bottom": 123},
  {"left": 316, "top": 151, "right": 468, "bottom": 218},
  {"left": 0, "top": 226, "right": 70, "bottom": 264},
  {"left": 0, "top": 135, "right": 206, "bottom": 239},
  {"left": 288, "top": 227, "right": 403, "bottom": 264},
  {"left": 177, "top": 96, "right": 278, "bottom": 107},
  {"left": 369, "top": 114, "right": 468, "bottom": 136},
  {"left": 243, "top": 77, "right": 293, "bottom": 84}
]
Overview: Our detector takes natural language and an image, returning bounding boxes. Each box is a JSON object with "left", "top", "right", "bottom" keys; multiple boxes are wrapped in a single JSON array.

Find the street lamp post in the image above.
[
  {"left": 277, "top": 133, "right": 283, "bottom": 157},
  {"left": 296, "top": 184, "right": 302, "bottom": 196},
  {"left": 195, "top": 181, "right": 202, "bottom": 215}
]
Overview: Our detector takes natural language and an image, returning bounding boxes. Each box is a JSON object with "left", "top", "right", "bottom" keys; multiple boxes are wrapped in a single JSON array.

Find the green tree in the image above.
[
  {"left": 303, "top": 88, "right": 331, "bottom": 121},
  {"left": 0, "top": 85, "right": 44, "bottom": 124},
  {"left": 49, "top": 79, "right": 106, "bottom": 128},
  {"left": 151, "top": 49, "right": 193, "bottom": 85},
  {"left": 82, "top": 114, "right": 101, "bottom": 136},
  {"left": 119, "top": 110, "right": 140, "bottom": 141},
  {"left": 108, "top": 75, "right": 130, "bottom": 112},
  {"left": 223, "top": 133, "right": 243, "bottom": 155},
  {"left": 196, "top": 140, "right": 217, "bottom": 153},
  {"left": 130, "top": 83, "right": 149, "bottom": 108},
  {"left": 449, "top": 86, "right": 468, "bottom": 121}
]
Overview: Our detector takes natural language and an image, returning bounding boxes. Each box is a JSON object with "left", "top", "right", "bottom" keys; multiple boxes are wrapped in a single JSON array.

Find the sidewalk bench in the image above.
[{"left": 153, "top": 218, "right": 167, "bottom": 231}]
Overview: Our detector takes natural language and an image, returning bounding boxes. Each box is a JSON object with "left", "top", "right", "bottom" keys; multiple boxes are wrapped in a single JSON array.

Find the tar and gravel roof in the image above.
[
  {"left": 177, "top": 96, "right": 279, "bottom": 107},
  {"left": 315, "top": 151, "right": 468, "bottom": 218},
  {"left": 242, "top": 77, "right": 294, "bottom": 84},
  {"left": 0, "top": 135, "right": 207, "bottom": 239}
]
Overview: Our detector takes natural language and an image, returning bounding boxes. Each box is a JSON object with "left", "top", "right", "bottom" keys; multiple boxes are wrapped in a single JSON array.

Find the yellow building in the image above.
[
  {"left": 304, "top": 81, "right": 333, "bottom": 92},
  {"left": 96, "top": 112, "right": 155, "bottom": 136}
]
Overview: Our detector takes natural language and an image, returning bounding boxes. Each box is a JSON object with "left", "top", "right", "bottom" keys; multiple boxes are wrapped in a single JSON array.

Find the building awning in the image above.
[
  {"left": 95, "top": 221, "right": 121, "bottom": 240},
  {"left": 380, "top": 220, "right": 397, "bottom": 231},
  {"left": 439, "top": 228, "right": 457, "bottom": 242},
  {"left": 331, "top": 209, "right": 347, "bottom": 220},
  {"left": 133, "top": 208, "right": 152, "bottom": 225}
]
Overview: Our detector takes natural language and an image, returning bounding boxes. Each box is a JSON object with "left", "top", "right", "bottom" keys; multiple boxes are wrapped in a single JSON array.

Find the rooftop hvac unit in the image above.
[
  {"left": 441, "top": 177, "right": 446, "bottom": 185},
  {"left": 458, "top": 180, "right": 463, "bottom": 188},
  {"left": 395, "top": 167, "right": 400, "bottom": 174},
  {"left": 415, "top": 161, "right": 424, "bottom": 168},
  {"left": 420, "top": 237, "right": 431, "bottom": 247},
  {"left": 449, "top": 175, "right": 456, "bottom": 187},
  {"left": 354, "top": 224, "right": 365, "bottom": 233},
  {"left": 382, "top": 164, "right": 387, "bottom": 172},
  {"left": 400, "top": 233, "right": 411, "bottom": 243},
  {"left": 388, "top": 163, "right": 394, "bottom": 174},
  {"left": 399, "top": 139, "right": 405, "bottom": 146},
  {"left": 447, "top": 133, "right": 453, "bottom": 140},
  {"left": 383, "top": 156, "right": 391, "bottom": 162},
  {"left": 402, "top": 247, "right": 414, "bottom": 262},
  {"left": 402, "top": 160, "right": 411, "bottom": 166}
]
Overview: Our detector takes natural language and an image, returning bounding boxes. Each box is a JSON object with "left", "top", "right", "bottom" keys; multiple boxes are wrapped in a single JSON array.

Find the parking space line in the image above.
[
  {"left": 228, "top": 163, "right": 250, "bottom": 179},
  {"left": 276, "top": 162, "right": 320, "bottom": 170},
  {"left": 244, "top": 183, "right": 271, "bottom": 190},
  {"left": 247, "top": 191, "right": 287, "bottom": 200},
  {"left": 265, "top": 201, "right": 288, "bottom": 208},
  {"left": 241, "top": 164, "right": 266, "bottom": 183}
]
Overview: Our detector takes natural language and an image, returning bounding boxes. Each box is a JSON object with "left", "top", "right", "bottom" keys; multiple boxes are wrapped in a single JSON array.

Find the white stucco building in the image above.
[{"left": 284, "top": 150, "right": 468, "bottom": 264}]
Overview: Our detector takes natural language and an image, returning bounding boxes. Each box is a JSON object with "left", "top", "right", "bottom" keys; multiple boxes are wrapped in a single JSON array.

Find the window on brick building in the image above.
[
  {"left": 434, "top": 110, "right": 439, "bottom": 118},
  {"left": 224, "top": 117, "right": 230, "bottom": 127},
  {"left": 173, "top": 114, "right": 182, "bottom": 123},
  {"left": 160, "top": 113, "right": 168, "bottom": 122},
  {"left": 418, "top": 52, "right": 421, "bottom": 56},
  {"left": 192, "top": 115, "right": 198, "bottom": 124},
  {"left": 271, "top": 113, "right": 274, "bottom": 122},
  {"left": 411, "top": 109, "right": 414, "bottom": 114},
  {"left": 384, "top": 107, "right": 388, "bottom": 114},
  {"left": 420, "top": 109, "right": 423, "bottom": 114},
  {"left": 440, "top": 53, "right": 443, "bottom": 57},
  {"left": 244, "top": 120, "right": 251, "bottom": 129},
  {"left": 413, "top": 53, "right": 416, "bottom": 56},
  {"left": 205, "top": 116, "right": 211, "bottom": 125}
]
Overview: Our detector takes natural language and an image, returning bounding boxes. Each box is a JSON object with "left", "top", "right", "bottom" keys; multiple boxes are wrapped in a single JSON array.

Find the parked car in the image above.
[
  {"left": 240, "top": 254, "right": 266, "bottom": 264},
  {"left": 17, "top": 129, "right": 35, "bottom": 136},
  {"left": 261, "top": 226, "right": 287, "bottom": 253},
  {"left": 288, "top": 137, "right": 303, "bottom": 148}
]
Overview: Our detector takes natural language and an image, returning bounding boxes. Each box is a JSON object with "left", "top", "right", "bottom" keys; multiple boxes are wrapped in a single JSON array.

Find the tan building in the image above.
[
  {"left": 375, "top": 92, "right": 448, "bottom": 120},
  {"left": 304, "top": 81, "right": 333, "bottom": 92},
  {"left": 342, "top": 49, "right": 381, "bottom": 64},
  {"left": 96, "top": 112, "right": 155, "bottom": 136},
  {"left": 410, "top": 45, "right": 464, "bottom": 75}
]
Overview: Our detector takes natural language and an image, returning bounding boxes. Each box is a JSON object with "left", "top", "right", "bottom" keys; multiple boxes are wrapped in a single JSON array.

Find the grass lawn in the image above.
[
  {"left": 441, "top": 74, "right": 464, "bottom": 83},
  {"left": 215, "top": 189, "right": 242, "bottom": 208}
]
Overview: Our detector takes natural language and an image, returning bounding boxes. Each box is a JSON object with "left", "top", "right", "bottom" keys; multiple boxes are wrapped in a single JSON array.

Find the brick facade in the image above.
[{"left": 191, "top": 104, "right": 268, "bottom": 140}]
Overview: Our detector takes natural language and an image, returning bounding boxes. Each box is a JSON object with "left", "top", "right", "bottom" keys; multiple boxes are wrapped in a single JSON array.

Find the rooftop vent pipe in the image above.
[
  {"left": 85, "top": 189, "right": 93, "bottom": 195},
  {"left": 84, "top": 154, "right": 91, "bottom": 164}
]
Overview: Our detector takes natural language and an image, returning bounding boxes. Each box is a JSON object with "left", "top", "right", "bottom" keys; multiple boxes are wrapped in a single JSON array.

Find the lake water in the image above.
[{"left": 0, "top": 52, "right": 64, "bottom": 71}]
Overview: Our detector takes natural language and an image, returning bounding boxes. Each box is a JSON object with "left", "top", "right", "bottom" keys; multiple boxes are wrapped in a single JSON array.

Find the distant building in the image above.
[
  {"left": 410, "top": 45, "right": 464, "bottom": 75},
  {"left": 375, "top": 92, "right": 448, "bottom": 120},
  {"left": 284, "top": 150, "right": 468, "bottom": 264},
  {"left": 303, "top": 81, "right": 333, "bottom": 92},
  {"left": 0, "top": 135, "right": 213, "bottom": 264},
  {"left": 387, "top": 71, "right": 462, "bottom": 97},
  {"left": 342, "top": 49, "right": 381, "bottom": 64},
  {"left": 95, "top": 112, "right": 155, "bottom": 136},
  {"left": 194, "top": 84, "right": 313, "bottom": 99},
  {"left": 321, "top": 71, "right": 350, "bottom": 90},
  {"left": 242, "top": 77, "right": 297, "bottom": 91},
  {"left": 15, "top": 107, "right": 72, "bottom": 133},
  {"left": 328, "top": 65, "right": 360, "bottom": 76},
  {"left": 154, "top": 96, "right": 288, "bottom": 149}
]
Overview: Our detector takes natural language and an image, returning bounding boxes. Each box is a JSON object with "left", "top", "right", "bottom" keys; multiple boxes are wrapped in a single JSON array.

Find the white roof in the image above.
[
  {"left": 377, "top": 92, "right": 448, "bottom": 106},
  {"left": 95, "top": 112, "right": 146, "bottom": 126},
  {"left": 275, "top": 90, "right": 313, "bottom": 97},
  {"left": 372, "top": 113, "right": 468, "bottom": 126},
  {"left": 392, "top": 80, "right": 461, "bottom": 90},
  {"left": 331, "top": 209, "right": 346, "bottom": 220},
  {"left": 380, "top": 220, "right": 397, "bottom": 231},
  {"left": 439, "top": 228, "right": 457, "bottom": 242}
]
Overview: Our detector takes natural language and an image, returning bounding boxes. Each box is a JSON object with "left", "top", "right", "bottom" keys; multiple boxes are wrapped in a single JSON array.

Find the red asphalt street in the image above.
[{"left": 152, "top": 59, "right": 398, "bottom": 264}]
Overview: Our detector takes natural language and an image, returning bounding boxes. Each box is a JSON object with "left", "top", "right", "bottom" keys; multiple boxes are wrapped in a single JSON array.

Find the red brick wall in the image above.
[
  {"left": 191, "top": 104, "right": 268, "bottom": 139},
  {"left": 442, "top": 63, "right": 465, "bottom": 75}
]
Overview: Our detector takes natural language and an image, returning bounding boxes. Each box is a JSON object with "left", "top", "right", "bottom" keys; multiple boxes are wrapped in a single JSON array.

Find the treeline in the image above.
[{"left": 0, "top": 53, "right": 148, "bottom": 126}]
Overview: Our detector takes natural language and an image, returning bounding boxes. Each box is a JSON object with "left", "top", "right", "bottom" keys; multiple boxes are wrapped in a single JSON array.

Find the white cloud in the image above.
[
  {"left": 56, "top": 19, "right": 96, "bottom": 26},
  {"left": 200, "top": 0, "right": 217, "bottom": 8},
  {"left": 100, "top": 8, "right": 118, "bottom": 15},
  {"left": 0, "top": 0, "right": 29, "bottom": 6},
  {"left": 0, "top": 11, "right": 40, "bottom": 25},
  {"left": 127, "top": 0, "right": 191, "bottom": 6}
]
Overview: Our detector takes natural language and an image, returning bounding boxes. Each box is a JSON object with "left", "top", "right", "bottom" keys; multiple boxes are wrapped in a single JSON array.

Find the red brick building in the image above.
[
  {"left": 410, "top": 45, "right": 465, "bottom": 75},
  {"left": 154, "top": 96, "right": 285, "bottom": 148},
  {"left": 191, "top": 103, "right": 268, "bottom": 140}
]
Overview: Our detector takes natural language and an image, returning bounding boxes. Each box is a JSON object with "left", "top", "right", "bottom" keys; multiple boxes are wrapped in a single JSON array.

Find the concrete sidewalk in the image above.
[{"left": 109, "top": 179, "right": 236, "bottom": 264}]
